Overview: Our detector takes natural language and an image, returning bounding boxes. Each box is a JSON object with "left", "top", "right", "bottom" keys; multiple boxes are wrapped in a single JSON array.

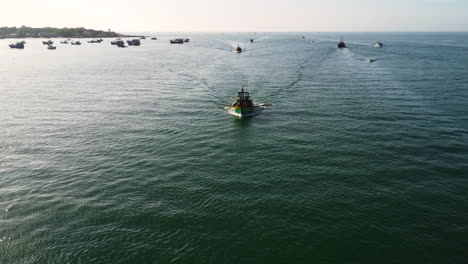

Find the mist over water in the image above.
[{"left": 1, "top": 32, "right": 467, "bottom": 263}]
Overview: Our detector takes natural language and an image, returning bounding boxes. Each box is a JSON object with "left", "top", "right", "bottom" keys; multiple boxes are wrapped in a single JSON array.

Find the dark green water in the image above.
[{"left": 1, "top": 33, "right": 467, "bottom": 263}]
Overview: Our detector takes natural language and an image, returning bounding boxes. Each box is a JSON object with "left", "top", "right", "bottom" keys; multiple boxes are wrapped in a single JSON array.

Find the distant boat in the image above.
[
  {"left": 225, "top": 89, "right": 269, "bottom": 118},
  {"left": 184, "top": 39, "right": 190, "bottom": 43},
  {"left": 9, "top": 42, "right": 24, "bottom": 49},
  {"left": 151, "top": 37, "right": 157, "bottom": 40},
  {"left": 374, "top": 42, "right": 383, "bottom": 48},
  {"left": 43, "top": 40, "right": 53, "bottom": 45},
  {"left": 250, "top": 39, "right": 254, "bottom": 43},
  {"left": 47, "top": 45, "right": 56, "bottom": 50},
  {"left": 116, "top": 40, "right": 126, "bottom": 48},
  {"left": 71, "top": 41, "right": 81, "bottom": 45},
  {"left": 140, "top": 36, "right": 146, "bottom": 39},
  {"left": 60, "top": 40, "right": 69, "bottom": 44},
  {"left": 337, "top": 36, "right": 346, "bottom": 48},
  {"left": 88, "top": 39, "right": 103, "bottom": 43},
  {"left": 235, "top": 45, "right": 242, "bottom": 53},
  {"left": 170, "top": 39, "right": 184, "bottom": 44},
  {"left": 127, "top": 39, "right": 141, "bottom": 46},
  {"left": 302, "top": 36, "right": 305, "bottom": 39}
]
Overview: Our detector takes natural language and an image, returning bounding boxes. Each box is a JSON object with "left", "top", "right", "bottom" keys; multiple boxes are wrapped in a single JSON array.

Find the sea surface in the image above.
[{"left": 1, "top": 32, "right": 467, "bottom": 263}]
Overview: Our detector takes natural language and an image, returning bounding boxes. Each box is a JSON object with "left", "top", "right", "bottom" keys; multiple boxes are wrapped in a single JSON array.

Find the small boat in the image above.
[
  {"left": 250, "top": 39, "right": 254, "bottom": 43},
  {"left": 140, "top": 36, "right": 146, "bottom": 39},
  {"left": 235, "top": 45, "right": 242, "bottom": 53},
  {"left": 127, "top": 39, "right": 141, "bottom": 46},
  {"left": 71, "top": 41, "right": 81, "bottom": 45},
  {"left": 88, "top": 39, "right": 103, "bottom": 43},
  {"left": 47, "top": 45, "right": 56, "bottom": 50},
  {"left": 367, "top": 58, "right": 377, "bottom": 63},
  {"left": 170, "top": 39, "right": 184, "bottom": 44},
  {"left": 116, "top": 40, "right": 127, "bottom": 48},
  {"left": 374, "top": 42, "right": 383, "bottom": 48},
  {"left": 9, "top": 42, "right": 24, "bottom": 49},
  {"left": 337, "top": 36, "right": 346, "bottom": 48},
  {"left": 226, "top": 89, "right": 268, "bottom": 118},
  {"left": 43, "top": 40, "right": 53, "bottom": 45},
  {"left": 302, "top": 36, "right": 305, "bottom": 39},
  {"left": 151, "top": 37, "right": 157, "bottom": 40},
  {"left": 60, "top": 40, "right": 69, "bottom": 44},
  {"left": 184, "top": 39, "right": 190, "bottom": 43}
]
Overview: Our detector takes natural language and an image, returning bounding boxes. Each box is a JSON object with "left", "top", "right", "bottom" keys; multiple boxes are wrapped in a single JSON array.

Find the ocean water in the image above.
[{"left": 1, "top": 32, "right": 467, "bottom": 263}]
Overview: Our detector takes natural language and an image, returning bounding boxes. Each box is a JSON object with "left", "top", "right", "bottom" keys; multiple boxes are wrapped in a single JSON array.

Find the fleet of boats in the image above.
[{"left": 5, "top": 36, "right": 384, "bottom": 118}]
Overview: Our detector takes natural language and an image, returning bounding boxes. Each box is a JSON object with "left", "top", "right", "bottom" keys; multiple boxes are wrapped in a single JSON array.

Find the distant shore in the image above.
[{"left": 0, "top": 26, "right": 136, "bottom": 39}]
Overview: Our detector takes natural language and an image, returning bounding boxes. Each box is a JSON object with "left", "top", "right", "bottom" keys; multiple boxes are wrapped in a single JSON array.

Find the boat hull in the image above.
[{"left": 227, "top": 106, "right": 262, "bottom": 118}]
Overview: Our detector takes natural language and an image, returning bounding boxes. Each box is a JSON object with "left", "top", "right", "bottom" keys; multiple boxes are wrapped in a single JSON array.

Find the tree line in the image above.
[{"left": 0, "top": 26, "right": 121, "bottom": 38}]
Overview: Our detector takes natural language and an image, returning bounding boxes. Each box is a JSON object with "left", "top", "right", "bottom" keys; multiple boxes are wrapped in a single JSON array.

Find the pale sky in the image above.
[{"left": 1, "top": 0, "right": 467, "bottom": 32}]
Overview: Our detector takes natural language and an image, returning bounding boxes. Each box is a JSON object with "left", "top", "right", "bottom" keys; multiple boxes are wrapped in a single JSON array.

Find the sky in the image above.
[{"left": 1, "top": 0, "right": 467, "bottom": 32}]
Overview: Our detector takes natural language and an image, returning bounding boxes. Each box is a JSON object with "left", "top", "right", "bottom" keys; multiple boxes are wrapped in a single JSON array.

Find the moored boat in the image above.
[
  {"left": 9, "top": 42, "right": 24, "bottom": 49},
  {"left": 127, "top": 39, "right": 141, "bottom": 46},
  {"left": 47, "top": 44, "right": 56, "bottom": 50},
  {"left": 151, "top": 37, "right": 157, "bottom": 40},
  {"left": 88, "top": 39, "right": 103, "bottom": 43},
  {"left": 170, "top": 39, "right": 184, "bottom": 44},
  {"left": 71, "top": 41, "right": 81, "bottom": 45},
  {"left": 43, "top": 40, "right": 53, "bottom": 45},
  {"left": 226, "top": 89, "right": 268, "bottom": 118},
  {"left": 116, "top": 40, "right": 127, "bottom": 48},
  {"left": 337, "top": 36, "right": 346, "bottom": 48}
]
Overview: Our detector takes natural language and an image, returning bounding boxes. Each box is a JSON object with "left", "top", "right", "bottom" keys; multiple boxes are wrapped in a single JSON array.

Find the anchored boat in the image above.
[
  {"left": 9, "top": 42, "right": 24, "bottom": 49},
  {"left": 170, "top": 39, "right": 184, "bottom": 44},
  {"left": 225, "top": 89, "right": 269, "bottom": 118}
]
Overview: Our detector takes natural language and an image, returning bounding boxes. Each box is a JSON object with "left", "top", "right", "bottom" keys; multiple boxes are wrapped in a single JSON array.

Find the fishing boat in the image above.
[
  {"left": 374, "top": 42, "right": 383, "bottom": 48},
  {"left": 337, "top": 36, "right": 346, "bottom": 48},
  {"left": 9, "top": 42, "right": 24, "bottom": 49},
  {"left": 71, "top": 41, "right": 81, "bottom": 45},
  {"left": 170, "top": 39, "right": 184, "bottom": 44},
  {"left": 235, "top": 45, "right": 242, "bottom": 53},
  {"left": 116, "top": 40, "right": 126, "bottom": 48},
  {"left": 43, "top": 40, "right": 53, "bottom": 45},
  {"left": 225, "top": 89, "right": 269, "bottom": 118},
  {"left": 127, "top": 39, "right": 141, "bottom": 46},
  {"left": 47, "top": 45, "right": 56, "bottom": 50},
  {"left": 88, "top": 39, "right": 103, "bottom": 43}
]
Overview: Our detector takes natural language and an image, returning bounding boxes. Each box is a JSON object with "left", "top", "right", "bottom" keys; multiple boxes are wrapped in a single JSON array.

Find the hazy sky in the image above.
[{"left": 2, "top": 0, "right": 467, "bottom": 32}]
